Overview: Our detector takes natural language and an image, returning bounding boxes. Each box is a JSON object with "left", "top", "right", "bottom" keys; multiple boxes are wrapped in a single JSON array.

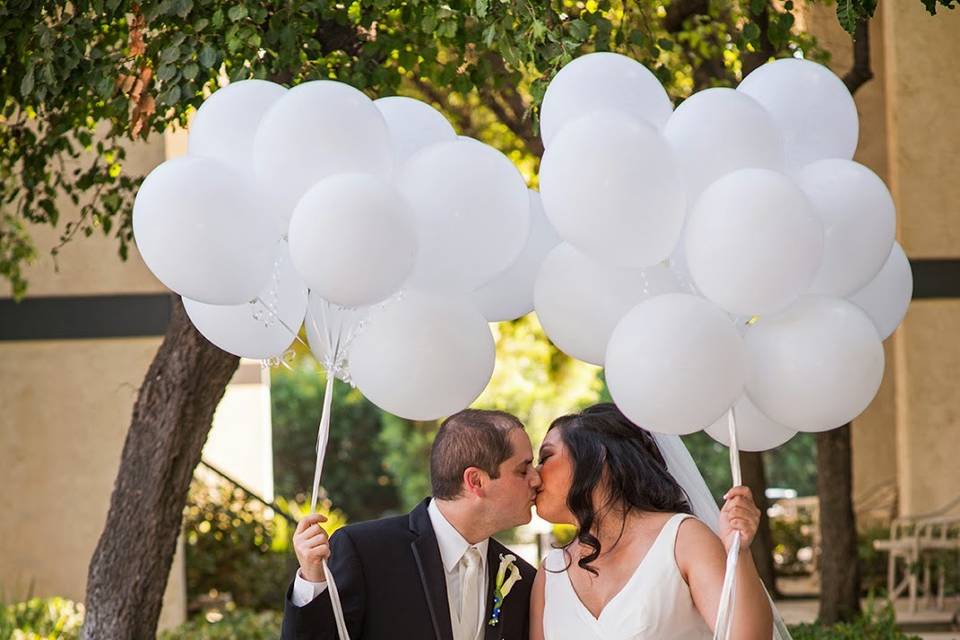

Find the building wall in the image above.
[
  {"left": 804, "top": 1, "right": 960, "bottom": 517},
  {"left": 0, "top": 125, "right": 274, "bottom": 630}
]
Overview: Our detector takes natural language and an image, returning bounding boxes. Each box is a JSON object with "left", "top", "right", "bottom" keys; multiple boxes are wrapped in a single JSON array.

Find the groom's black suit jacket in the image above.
[{"left": 281, "top": 498, "right": 536, "bottom": 640}]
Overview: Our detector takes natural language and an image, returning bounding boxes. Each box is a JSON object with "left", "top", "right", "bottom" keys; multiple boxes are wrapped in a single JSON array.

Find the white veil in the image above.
[{"left": 652, "top": 431, "right": 793, "bottom": 640}]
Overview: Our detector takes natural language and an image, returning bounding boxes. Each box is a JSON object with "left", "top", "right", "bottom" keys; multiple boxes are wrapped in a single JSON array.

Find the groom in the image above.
[{"left": 281, "top": 409, "right": 541, "bottom": 640}]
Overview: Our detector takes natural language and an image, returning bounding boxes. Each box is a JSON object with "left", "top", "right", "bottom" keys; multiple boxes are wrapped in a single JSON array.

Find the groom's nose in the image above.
[{"left": 529, "top": 466, "right": 542, "bottom": 489}]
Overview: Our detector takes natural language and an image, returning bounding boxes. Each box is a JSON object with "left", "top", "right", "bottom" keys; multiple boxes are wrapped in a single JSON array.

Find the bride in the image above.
[{"left": 530, "top": 403, "right": 775, "bottom": 639}]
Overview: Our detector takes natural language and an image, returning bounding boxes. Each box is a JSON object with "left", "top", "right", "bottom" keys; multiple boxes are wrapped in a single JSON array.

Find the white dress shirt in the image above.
[{"left": 292, "top": 500, "right": 489, "bottom": 640}]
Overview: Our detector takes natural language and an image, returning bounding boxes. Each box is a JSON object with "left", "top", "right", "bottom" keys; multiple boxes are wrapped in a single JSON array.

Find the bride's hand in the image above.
[{"left": 718, "top": 486, "right": 762, "bottom": 553}]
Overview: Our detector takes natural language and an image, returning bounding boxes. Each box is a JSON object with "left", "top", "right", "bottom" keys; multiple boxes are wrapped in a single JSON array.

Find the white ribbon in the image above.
[
  {"left": 308, "top": 374, "right": 351, "bottom": 640},
  {"left": 712, "top": 406, "right": 741, "bottom": 640}
]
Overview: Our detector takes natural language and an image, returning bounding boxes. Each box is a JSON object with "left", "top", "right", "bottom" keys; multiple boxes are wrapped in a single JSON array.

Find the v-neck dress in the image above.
[{"left": 542, "top": 513, "right": 712, "bottom": 639}]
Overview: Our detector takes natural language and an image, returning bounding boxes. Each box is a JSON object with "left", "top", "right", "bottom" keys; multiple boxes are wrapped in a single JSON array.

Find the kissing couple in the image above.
[{"left": 281, "top": 403, "right": 780, "bottom": 639}]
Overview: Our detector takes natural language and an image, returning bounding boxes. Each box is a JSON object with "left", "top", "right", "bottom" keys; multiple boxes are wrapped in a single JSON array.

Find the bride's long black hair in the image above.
[{"left": 549, "top": 402, "right": 692, "bottom": 575}]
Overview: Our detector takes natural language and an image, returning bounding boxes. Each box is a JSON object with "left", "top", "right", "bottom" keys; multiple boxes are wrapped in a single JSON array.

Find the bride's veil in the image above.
[{"left": 652, "top": 432, "right": 793, "bottom": 640}]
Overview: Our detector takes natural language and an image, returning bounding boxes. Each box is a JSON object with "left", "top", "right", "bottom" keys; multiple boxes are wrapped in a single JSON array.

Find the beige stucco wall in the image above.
[
  {"left": 881, "top": 2, "right": 960, "bottom": 515},
  {"left": 804, "top": 1, "right": 960, "bottom": 517},
  {"left": 0, "top": 337, "right": 186, "bottom": 630}
]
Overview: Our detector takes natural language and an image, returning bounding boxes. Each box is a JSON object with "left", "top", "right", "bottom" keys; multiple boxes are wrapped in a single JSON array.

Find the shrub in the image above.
[
  {"left": 158, "top": 607, "right": 282, "bottom": 640},
  {"left": 788, "top": 602, "right": 921, "bottom": 640},
  {"left": 0, "top": 597, "right": 83, "bottom": 639},
  {"left": 183, "top": 472, "right": 345, "bottom": 613}
]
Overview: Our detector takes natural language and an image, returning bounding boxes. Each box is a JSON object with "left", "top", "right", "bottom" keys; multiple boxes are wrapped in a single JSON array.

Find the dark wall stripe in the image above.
[
  {"left": 0, "top": 294, "right": 172, "bottom": 341},
  {"left": 0, "top": 260, "right": 957, "bottom": 341},
  {"left": 910, "top": 259, "right": 960, "bottom": 300}
]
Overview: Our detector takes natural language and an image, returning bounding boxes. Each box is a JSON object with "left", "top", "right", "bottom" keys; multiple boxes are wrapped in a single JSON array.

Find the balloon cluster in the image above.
[
  {"left": 133, "top": 80, "right": 549, "bottom": 421},
  {"left": 534, "top": 53, "right": 912, "bottom": 450}
]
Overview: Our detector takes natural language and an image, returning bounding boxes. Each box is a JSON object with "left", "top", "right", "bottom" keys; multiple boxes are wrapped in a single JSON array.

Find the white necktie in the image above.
[{"left": 459, "top": 546, "right": 483, "bottom": 640}]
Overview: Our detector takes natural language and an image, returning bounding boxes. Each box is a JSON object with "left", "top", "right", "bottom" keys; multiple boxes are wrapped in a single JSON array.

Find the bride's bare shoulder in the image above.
[{"left": 674, "top": 516, "right": 726, "bottom": 570}]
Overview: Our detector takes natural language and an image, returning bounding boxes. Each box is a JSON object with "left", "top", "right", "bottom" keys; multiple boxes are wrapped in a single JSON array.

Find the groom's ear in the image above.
[{"left": 462, "top": 466, "right": 488, "bottom": 498}]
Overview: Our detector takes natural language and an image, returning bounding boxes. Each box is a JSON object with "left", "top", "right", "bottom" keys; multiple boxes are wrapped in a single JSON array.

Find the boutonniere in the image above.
[{"left": 487, "top": 553, "right": 522, "bottom": 627}]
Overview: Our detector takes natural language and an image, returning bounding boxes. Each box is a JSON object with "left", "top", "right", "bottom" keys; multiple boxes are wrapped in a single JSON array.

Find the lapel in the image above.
[
  {"left": 409, "top": 498, "right": 455, "bottom": 640},
  {"left": 483, "top": 542, "right": 504, "bottom": 640}
]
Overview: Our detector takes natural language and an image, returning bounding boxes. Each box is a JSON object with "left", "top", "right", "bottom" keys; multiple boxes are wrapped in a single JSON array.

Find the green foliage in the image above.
[
  {"left": 182, "top": 473, "right": 345, "bottom": 612},
  {"left": 475, "top": 314, "right": 603, "bottom": 446},
  {"left": 159, "top": 608, "right": 282, "bottom": 640},
  {"left": 1, "top": 0, "right": 828, "bottom": 299},
  {"left": 0, "top": 597, "right": 83, "bottom": 639},
  {"left": 788, "top": 602, "right": 921, "bottom": 639},
  {"left": 271, "top": 357, "right": 410, "bottom": 520}
]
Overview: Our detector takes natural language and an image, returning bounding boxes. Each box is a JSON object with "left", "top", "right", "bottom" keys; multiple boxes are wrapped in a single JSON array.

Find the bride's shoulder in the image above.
[{"left": 674, "top": 515, "right": 726, "bottom": 567}]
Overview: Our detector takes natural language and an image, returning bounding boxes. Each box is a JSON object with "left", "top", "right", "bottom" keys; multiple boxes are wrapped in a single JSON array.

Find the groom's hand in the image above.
[
  {"left": 294, "top": 513, "right": 330, "bottom": 583},
  {"left": 719, "top": 486, "right": 762, "bottom": 552}
]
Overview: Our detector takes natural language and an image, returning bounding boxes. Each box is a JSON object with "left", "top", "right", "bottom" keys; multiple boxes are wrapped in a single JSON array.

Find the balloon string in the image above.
[
  {"left": 251, "top": 296, "right": 349, "bottom": 639},
  {"left": 713, "top": 406, "right": 741, "bottom": 640},
  {"left": 308, "top": 374, "right": 351, "bottom": 640}
]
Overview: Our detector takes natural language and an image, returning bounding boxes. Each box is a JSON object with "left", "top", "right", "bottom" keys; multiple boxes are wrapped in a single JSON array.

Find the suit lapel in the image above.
[{"left": 409, "top": 499, "right": 455, "bottom": 640}]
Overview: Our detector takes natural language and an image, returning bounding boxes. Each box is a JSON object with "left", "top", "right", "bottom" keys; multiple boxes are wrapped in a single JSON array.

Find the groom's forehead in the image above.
[{"left": 507, "top": 427, "right": 533, "bottom": 458}]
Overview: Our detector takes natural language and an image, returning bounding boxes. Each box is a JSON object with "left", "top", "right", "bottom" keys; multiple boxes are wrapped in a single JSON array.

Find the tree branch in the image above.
[
  {"left": 842, "top": 19, "right": 874, "bottom": 95},
  {"left": 662, "top": 0, "right": 710, "bottom": 32}
]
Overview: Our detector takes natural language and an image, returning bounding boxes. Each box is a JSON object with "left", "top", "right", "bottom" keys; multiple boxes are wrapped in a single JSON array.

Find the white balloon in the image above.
[
  {"left": 738, "top": 58, "right": 859, "bottom": 169},
  {"left": 704, "top": 396, "right": 796, "bottom": 452},
  {"left": 253, "top": 80, "right": 393, "bottom": 227},
  {"left": 535, "top": 244, "right": 681, "bottom": 365},
  {"left": 399, "top": 139, "right": 530, "bottom": 293},
  {"left": 663, "top": 88, "right": 785, "bottom": 200},
  {"left": 539, "top": 109, "right": 686, "bottom": 268},
  {"left": 188, "top": 80, "right": 287, "bottom": 177},
  {"left": 849, "top": 242, "right": 913, "bottom": 340},
  {"left": 796, "top": 159, "right": 896, "bottom": 296},
  {"left": 685, "top": 168, "right": 823, "bottom": 316},
  {"left": 606, "top": 293, "right": 748, "bottom": 435},
  {"left": 184, "top": 248, "right": 307, "bottom": 359},
  {"left": 132, "top": 156, "right": 278, "bottom": 304},
  {"left": 540, "top": 52, "right": 673, "bottom": 147},
  {"left": 288, "top": 173, "right": 418, "bottom": 308},
  {"left": 473, "top": 190, "right": 560, "bottom": 322},
  {"left": 349, "top": 291, "right": 495, "bottom": 421},
  {"left": 304, "top": 291, "right": 370, "bottom": 374},
  {"left": 744, "top": 296, "right": 885, "bottom": 432},
  {"left": 374, "top": 96, "right": 457, "bottom": 165}
]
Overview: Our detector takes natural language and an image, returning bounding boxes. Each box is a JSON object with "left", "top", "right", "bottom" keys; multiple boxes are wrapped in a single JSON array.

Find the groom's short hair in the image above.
[{"left": 430, "top": 409, "right": 524, "bottom": 500}]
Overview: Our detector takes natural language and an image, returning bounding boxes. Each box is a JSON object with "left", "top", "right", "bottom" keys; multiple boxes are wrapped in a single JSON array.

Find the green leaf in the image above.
[
  {"left": 20, "top": 67, "right": 35, "bottom": 97},
  {"left": 161, "top": 43, "right": 180, "bottom": 63},
  {"left": 182, "top": 63, "right": 199, "bottom": 80},
  {"left": 193, "top": 17, "right": 209, "bottom": 31},
  {"left": 569, "top": 19, "right": 590, "bottom": 42},
  {"left": 476, "top": 0, "right": 489, "bottom": 18},
  {"left": 743, "top": 22, "right": 761, "bottom": 42},
  {"left": 227, "top": 5, "right": 248, "bottom": 22},
  {"left": 750, "top": 0, "right": 766, "bottom": 15},
  {"left": 157, "top": 63, "right": 177, "bottom": 82},
  {"left": 199, "top": 44, "right": 217, "bottom": 68},
  {"left": 176, "top": 0, "right": 193, "bottom": 18},
  {"left": 836, "top": 0, "right": 858, "bottom": 34},
  {"left": 657, "top": 38, "right": 674, "bottom": 51}
]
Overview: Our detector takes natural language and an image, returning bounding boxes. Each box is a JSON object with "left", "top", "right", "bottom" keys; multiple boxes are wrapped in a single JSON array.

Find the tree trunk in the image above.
[
  {"left": 740, "top": 451, "right": 780, "bottom": 597},
  {"left": 816, "top": 424, "right": 861, "bottom": 623},
  {"left": 82, "top": 297, "right": 239, "bottom": 639}
]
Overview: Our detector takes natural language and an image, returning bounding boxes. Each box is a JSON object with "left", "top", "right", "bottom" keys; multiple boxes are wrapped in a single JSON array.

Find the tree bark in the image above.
[
  {"left": 81, "top": 297, "right": 239, "bottom": 639},
  {"left": 741, "top": 451, "right": 780, "bottom": 597},
  {"left": 816, "top": 18, "right": 872, "bottom": 624},
  {"left": 816, "top": 424, "right": 861, "bottom": 623}
]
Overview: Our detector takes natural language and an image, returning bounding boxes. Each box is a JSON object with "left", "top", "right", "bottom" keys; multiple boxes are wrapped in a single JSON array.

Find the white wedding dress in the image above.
[{"left": 542, "top": 513, "right": 712, "bottom": 640}]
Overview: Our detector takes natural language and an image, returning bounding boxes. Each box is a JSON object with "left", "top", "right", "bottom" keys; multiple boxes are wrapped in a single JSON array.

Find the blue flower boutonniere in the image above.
[{"left": 488, "top": 553, "right": 522, "bottom": 627}]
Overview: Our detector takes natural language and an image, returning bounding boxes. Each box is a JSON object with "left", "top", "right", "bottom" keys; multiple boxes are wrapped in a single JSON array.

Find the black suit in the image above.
[{"left": 282, "top": 498, "right": 536, "bottom": 640}]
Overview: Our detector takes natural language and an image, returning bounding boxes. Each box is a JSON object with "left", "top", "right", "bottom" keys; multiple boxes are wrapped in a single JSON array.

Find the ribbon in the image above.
[
  {"left": 252, "top": 294, "right": 352, "bottom": 640},
  {"left": 713, "top": 405, "right": 741, "bottom": 640}
]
